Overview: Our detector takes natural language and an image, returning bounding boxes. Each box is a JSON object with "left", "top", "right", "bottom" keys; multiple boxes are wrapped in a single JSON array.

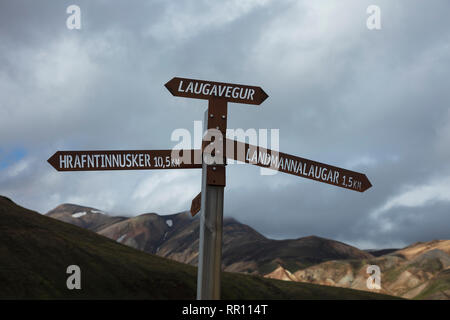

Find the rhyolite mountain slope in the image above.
[
  {"left": 46, "top": 204, "right": 373, "bottom": 275},
  {"left": 46, "top": 203, "right": 127, "bottom": 232},
  {"left": 364, "top": 248, "right": 399, "bottom": 257},
  {"left": 0, "top": 195, "right": 397, "bottom": 300},
  {"left": 265, "top": 240, "right": 450, "bottom": 299},
  {"left": 42, "top": 201, "right": 449, "bottom": 300}
]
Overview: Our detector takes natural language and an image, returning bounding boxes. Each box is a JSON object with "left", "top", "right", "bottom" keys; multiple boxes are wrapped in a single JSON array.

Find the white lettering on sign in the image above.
[
  {"left": 244, "top": 148, "right": 364, "bottom": 190},
  {"left": 58, "top": 153, "right": 181, "bottom": 169},
  {"left": 177, "top": 80, "right": 255, "bottom": 101}
]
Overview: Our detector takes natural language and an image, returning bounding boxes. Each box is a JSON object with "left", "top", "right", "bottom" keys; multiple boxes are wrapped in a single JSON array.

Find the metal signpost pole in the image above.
[{"left": 197, "top": 106, "right": 226, "bottom": 300}]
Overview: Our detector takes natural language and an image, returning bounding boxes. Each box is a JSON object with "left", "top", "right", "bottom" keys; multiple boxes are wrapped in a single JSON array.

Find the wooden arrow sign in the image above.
[
  {"left": 165, "top": 77, "right": 268, "bottom": 105},
  {"left": 48, "top": 149, "right": 202, "bottom": 171},
  {"left": 224, "top": 139, "right": 372, "bottom": 192},
  {"left": 190, "top": 192, "right": 201, "bottom": 217}
]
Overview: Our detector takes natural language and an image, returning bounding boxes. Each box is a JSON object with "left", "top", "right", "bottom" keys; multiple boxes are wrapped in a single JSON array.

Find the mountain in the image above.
[
  {"left": 219, "top": 234, "right": 373, "bottom": 274},
  {"left": 265, "top": 240, "right": 450, "bottom": 299},
  {"left": 364, "top": 248, "right": 399, "bottom": 257},
  {"left": 44, "top": 202, "right": 450, "bottom": 299},
  {"left": 395, "top": 240, "right": 450, "bottom": 260},
  {"left": 99, "top": 211, "right": 194, "bottom": 257},
  {"left": 46, "top": 203, "right": 127, "bottom": 232},
  {"left": 0, "top": 195, "right": 396, "bottom": 299},
  {"left": 46, "top": 206, "right": 373, "bottom": 275}
]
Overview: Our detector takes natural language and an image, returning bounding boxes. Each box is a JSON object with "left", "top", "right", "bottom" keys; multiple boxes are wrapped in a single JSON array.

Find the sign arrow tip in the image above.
[
  {"left": 164, "top": 78, "right": 176, "bottom": 95},
  {"left": 363, "top": 174, "right": 372, "bottom": 192},
  {"left": 260, "top": 89, "right": 269, "bottom": 104},
  {"left": 47, "top": 152, "right": 59, "bottom": 170}
]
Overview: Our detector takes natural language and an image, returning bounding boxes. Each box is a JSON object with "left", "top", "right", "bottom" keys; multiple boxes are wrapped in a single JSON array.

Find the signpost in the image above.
[
  {"left": 190, "top": 138, "right": 371, "bottom": 217},
  {"left": 165, "top": 77, "right": 269, "bottom": 105},
  {"left": 224, "top": 138, "right": 372, "bottom": 192},
  {"left": 47, "top": 149, "right": 201, "bottom": 171},
  {"left": 190, "top": 192, "right": 201, "bottom": 216},
  {"left": 48, "top": 76, "right": 372, "bottom": 301}
]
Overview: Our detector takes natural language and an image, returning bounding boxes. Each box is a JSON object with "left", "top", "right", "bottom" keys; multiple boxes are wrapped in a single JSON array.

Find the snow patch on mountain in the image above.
[
  {"left": 117, "top": 234, "right": 127, "bottom": 243},
  {"left": 72, "top": 212, "right": 87, "bottom": 218}
]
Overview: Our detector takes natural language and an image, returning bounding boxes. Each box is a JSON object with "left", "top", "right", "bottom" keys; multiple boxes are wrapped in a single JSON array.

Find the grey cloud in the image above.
[{"left": 1, "top": 0, "right": 450, "bottom": 249}]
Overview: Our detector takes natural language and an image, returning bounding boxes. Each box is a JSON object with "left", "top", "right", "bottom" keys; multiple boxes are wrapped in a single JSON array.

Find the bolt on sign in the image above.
[{"left": 48, "top": 76, "right": 372, "bottom": 301}]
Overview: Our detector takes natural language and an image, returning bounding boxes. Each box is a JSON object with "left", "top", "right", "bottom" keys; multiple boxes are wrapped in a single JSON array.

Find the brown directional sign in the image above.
[
  {"left": 224, "top": 139, "right": 372, "bottom": 192},
  {"left": 190, "top": 192, "right": 201, "bottom": 217},
  {"left": 48, "top": 149, "right": 202, "bottom": 171},
  {"left": 165, "top": 77, "right": 268, "bottom": 105}
]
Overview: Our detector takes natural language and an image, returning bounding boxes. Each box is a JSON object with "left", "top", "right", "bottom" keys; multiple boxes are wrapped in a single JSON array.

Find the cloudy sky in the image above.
[{"left": 1, "top": 0, "right": 449, "bottom": 249}]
